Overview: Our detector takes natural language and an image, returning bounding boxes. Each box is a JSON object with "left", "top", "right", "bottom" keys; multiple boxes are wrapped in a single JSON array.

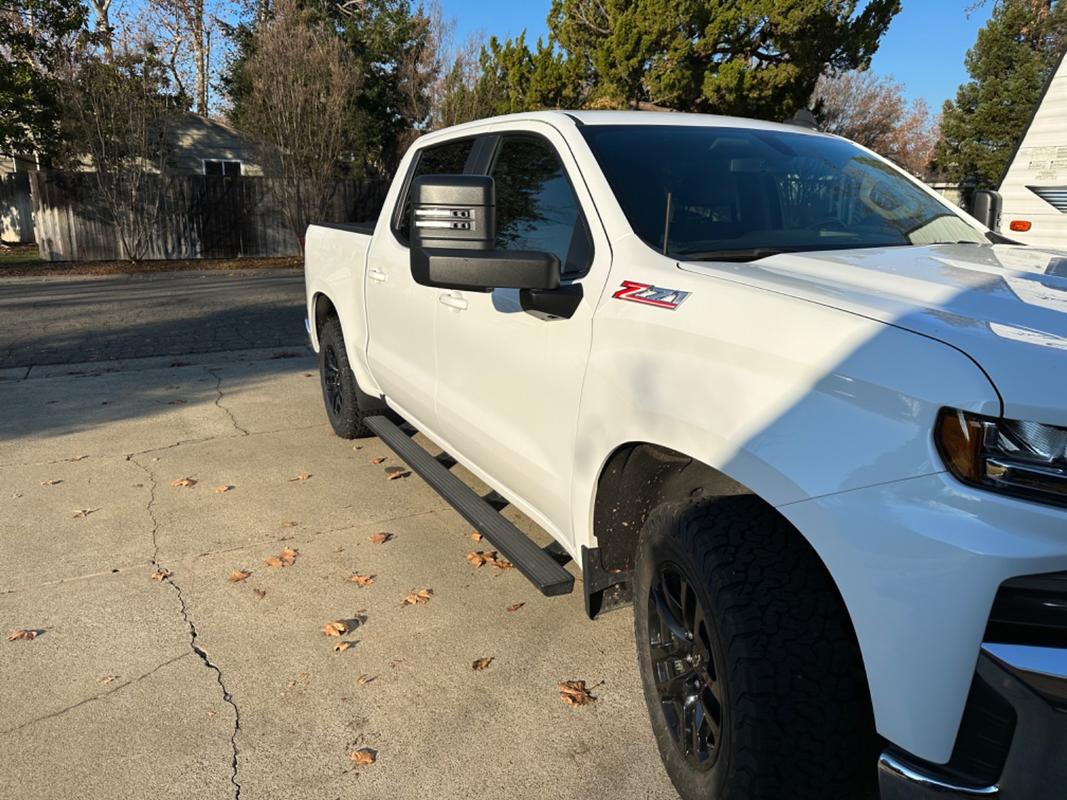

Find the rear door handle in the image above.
[
  {"left": 367, "top": 267, "right": 387, "bottom": 282},
  {"left": 438, "top": 292, "right": 468, "bottom": 311}
]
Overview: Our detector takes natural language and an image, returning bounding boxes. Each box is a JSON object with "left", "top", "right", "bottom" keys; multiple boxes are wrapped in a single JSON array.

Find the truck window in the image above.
[
  {"left": 489, "top": 135, "right": 593, "bottom": 277},
  {"left": 394, "top": 138, "right": 476, "bottom": 243}
]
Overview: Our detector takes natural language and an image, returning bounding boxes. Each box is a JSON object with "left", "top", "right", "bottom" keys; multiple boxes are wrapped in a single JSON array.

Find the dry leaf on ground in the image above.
[
  {"left": 264, "top": 547, "right": 298, "bottom": 568},
  {"left": 334, "top": 641, "right": 354, "bottom": 653},
  {"left": 357, "top": 674, "right": 375, "bottom": 686},
  {"left": 490, "top": 556, "right": 513, "bottom": 571},
  {"left": 151, "top": 568, "right": 171, "bottom": 582},
  {"left": 253, "top": 588, "right": 267, "bottom": 600},
  {"left": 288, "top": 473, "right": 311, "bottom": 482},
  {"left": 40, "top": 479, "right": 61, "bottom": 486},
  {"left": 214, "top": 485, "right": 233, "bottom": 494},
  {"left": 98, "top": 674, "right": 118, "bottom": 684},
  {"left": 72, "top": 508, "right": 98, "bottom": 519},
  {"left": 401, "top": 588, "right": 433, "bottom": 606},
  {"left": 472, "top": 657, "right": 494, "bottom": 671},
  {"left": 348, "top": 574, "right": 374, "bottom": 587},
  {"left": 466, "top": 551, "right": 491, "bottom": 567},
  {"left": 170, "top": 477, "right": 196, "bottom": 488},
  {"left": 559, "top": 680, "right": 597, "bottom": 706},
  {"left": 281, "top": 520, "right": 298, "bottom": 528},
  {"left": 322, "top": 620, "right": 348, "bottom": 637},
  {"left": 7, "top": 629, "right": 40, "bottom": 641},
  {"left": 368, "top": 532, "right": 393, "bottom": 544},
  {"left": 506, "top": 602, "right": 525, "bottom": 613},
  {"left": 386, "top": 470, "right": 411, "bottom": 481},
  {"left": 228, "top": 570, "right": 251, "bottom": 583},
  {"left": 470, "top": 531, "right": 483, "bottom": 542},
  {"left": 370, "top": 457, "right": 386, "bottom": 465},
  {"left": 350, "top": 748, "right": 376, "bottom": 766},
  {"left": 467, "top": 550, "right": 512, "bottom": 570}
]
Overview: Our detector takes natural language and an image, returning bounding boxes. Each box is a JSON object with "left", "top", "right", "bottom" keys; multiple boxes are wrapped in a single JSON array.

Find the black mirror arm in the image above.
[{"left": 520, "top": 283, "right": 583, "bottom": 319}]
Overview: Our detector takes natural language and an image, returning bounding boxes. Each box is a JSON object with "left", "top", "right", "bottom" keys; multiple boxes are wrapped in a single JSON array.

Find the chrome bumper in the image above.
[{"left": 878, "top": 646, "right": 1066, "bottom": 799}]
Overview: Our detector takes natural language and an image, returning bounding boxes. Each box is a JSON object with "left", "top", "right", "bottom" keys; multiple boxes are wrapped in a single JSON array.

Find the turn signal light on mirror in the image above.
[{"left": 1009, "top": 220, "right": 1032, "bottom": 232}]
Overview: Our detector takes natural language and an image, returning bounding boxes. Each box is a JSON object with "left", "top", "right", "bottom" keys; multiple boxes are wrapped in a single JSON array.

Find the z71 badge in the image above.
[{"left": 612, "top": 281, "right": 690, "bottom": 310}]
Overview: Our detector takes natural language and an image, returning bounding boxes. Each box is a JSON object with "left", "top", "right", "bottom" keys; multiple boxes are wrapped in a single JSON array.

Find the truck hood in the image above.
[{"left": 679, "top": 243, "right": 1067, "bottom": 426}]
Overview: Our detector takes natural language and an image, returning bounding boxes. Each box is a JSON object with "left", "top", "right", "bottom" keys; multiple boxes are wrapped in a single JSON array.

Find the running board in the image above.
[{"left": 364, "top": 416, "right": 575, "bottom": 597}]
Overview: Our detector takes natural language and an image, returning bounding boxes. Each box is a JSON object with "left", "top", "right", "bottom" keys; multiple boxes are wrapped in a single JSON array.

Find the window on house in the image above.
[{"left": 204, "top": 160, "right": 242, "bottom": 177}]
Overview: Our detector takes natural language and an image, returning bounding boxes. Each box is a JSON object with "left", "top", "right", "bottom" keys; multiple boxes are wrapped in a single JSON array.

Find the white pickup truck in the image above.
[{"left": 304, "top": 111, "right": 1067, "bottom": 800}]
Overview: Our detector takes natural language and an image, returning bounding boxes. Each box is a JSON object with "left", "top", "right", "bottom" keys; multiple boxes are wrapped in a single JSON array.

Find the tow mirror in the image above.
[
  {"left": 971, "top": 189, "right": 1002, "bottom": 232},
  {"left": 409, "top": 174, "right": 560, "bottom": 292}
]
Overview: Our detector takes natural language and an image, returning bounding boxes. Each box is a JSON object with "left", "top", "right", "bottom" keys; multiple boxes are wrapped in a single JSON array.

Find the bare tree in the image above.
[
  {"left": 814, "top": 70, "right": 939, "bottom": 177},
  {"left": 238, "top": 0, "right": 360, "bottom": 246},
  {"left": 145, "top": 0, "right": 231, "bottom": 114},
  {"left": 430, "top": 29, "right": 489, "bottom": 129},
  {"left": 57, "top": 51, "right": 179, "bottom": 260},
  {"left": 88, "top": 0, "right": 113, "bottom": 60}
]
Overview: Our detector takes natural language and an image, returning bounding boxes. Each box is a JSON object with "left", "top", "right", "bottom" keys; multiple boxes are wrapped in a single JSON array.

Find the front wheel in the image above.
[
  {"left": 633, "top": 496, "right": 877, "bottom": 800},
  {"left": 317, "top": 316, "right": 370, "bottom": 439}
]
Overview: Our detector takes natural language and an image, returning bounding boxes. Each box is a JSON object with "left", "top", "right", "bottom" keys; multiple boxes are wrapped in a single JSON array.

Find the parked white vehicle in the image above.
[
  {"left": 304, "top": 111, "right": 1067, "bottom": 800},
  {"left": 998, "top": 49, "right": 1067, "bottom": 247}
]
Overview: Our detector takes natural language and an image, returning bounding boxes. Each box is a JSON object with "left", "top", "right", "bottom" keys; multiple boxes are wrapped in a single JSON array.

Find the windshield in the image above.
[{"left": 579, "top": 125, "right": 986, "bottom": 261}]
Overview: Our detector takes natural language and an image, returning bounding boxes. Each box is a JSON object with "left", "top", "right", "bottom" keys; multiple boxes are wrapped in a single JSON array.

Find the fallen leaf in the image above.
[
  {"left": 168, "top": 399, "right": 186, "bottom": 405},
  {"left": 228, "top": 569, "right": 252, "bottom": 583},
  {"left": 288, "top": 472, "right": 311, "bottom": 482},
  {"left": 470, "top": 531, "right": 483, "bottom": 542},
  {"left": 214, "top": 485, "right": 233, "bottom": 494},
  {"left": 466, "top": 551, "right": 491, "bottom": 568},
  {"left": 490, "top": 556, "right": 513, "bottom": 571},
  {"left": 357, "top": 674, "right": 375, "bottom": 686},
  {"left": 170, "top": 477, "right": 196, "bottom": 488},
  {"left": 386, "top": 470, "right": 411, "bottom": 481},
  {"left": 334, "top": 641, "right": 353, "bottom": 653},
  {"left": 281, "top": 521, "right": 298, "bottom": 528},
  {"left": 506, "top": 602, "right": 525, "bottom": 613},
  {"left": 322, "top": 620, "right": 348, "bottom": 637},
  {"left": 401, "top": 588, "right": 433, "bottom": 606},
  {"left": 472, "top": 657, "right": 494, "bottom": 671},
  {"left": 350, "top": 748, "right": 376, "bottom": 766},
  {"left": 348, "top": 574, "right": 374, "bottom": 587},
  {"left": 368, "top": 532, "right": 392, "bottom": 544},
  {"left": 559, "top": 680, "right": 597, "bottom": 706},
  {"left": 264, "top": 547, "right": 298, "bottom": 568},
  {"left": 40, "top": 479, "right": 62, "bottom": 486},
  {"left": 7, "top": 629, "right": 40, "bottom": 641},
  {"left": 98, "top": 674, "right": 119, "bottom": 684},
  {"left": 253, "top": 589, "right": 267, "bottom": 600},
  {"left": 64, "top": 455, "right": 88, "bottom": 462},
  {"left": 72, "top": 508, "right": 98, "bottom": 519},
  {"left": 151, "top": 568, "right": 171, "bottom": 582},
  {"left": 370, "top": 457, "right": 386, "bottom": 465}
]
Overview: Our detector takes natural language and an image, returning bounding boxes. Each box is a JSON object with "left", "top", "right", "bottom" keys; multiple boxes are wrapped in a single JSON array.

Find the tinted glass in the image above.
[
  {"left": 579, "top": 125, "right": 985, "bottom": 261},
  {"left": 396, "top": 138, "right": 474, "bottom": 241},
  {"left": 490, "top": 135, "right": 592, "bottom": 275}
]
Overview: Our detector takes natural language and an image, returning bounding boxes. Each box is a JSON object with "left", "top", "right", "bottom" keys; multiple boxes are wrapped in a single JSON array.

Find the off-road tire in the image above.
[
  {"left": 634, "top": 495, "right": 877, "bottom": 800},
  {"left": 318, "top": 316, "right": 370, "bottom": 439}
]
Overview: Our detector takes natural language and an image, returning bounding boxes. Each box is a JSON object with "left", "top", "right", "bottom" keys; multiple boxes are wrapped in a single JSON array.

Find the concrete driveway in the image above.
[{"left": 0, "top": 270, "right": 675, "bottom": 800}]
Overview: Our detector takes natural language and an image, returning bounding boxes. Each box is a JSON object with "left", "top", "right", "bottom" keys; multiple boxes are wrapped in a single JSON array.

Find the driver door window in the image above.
[{"left": 489, "top": 135, "right": 593, "bottom": 277}]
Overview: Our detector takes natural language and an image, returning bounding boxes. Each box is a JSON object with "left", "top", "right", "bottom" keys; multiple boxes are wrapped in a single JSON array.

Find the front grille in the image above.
[{"left": 985, "top": 571, "right": 1067, "bottom": 647}]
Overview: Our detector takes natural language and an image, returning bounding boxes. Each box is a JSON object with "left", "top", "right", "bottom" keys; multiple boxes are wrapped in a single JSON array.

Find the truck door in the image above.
[
  {"left": 365, "top": 137, "right": 477, "bottom": 429},
  {"left": 432, "top": 126, "right": 612, "bottom": 546}
]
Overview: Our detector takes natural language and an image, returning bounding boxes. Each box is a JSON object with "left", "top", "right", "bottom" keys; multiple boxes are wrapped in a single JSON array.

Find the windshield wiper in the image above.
[{"left": 679, "top": 247, "right": 790, "bottom": 263}]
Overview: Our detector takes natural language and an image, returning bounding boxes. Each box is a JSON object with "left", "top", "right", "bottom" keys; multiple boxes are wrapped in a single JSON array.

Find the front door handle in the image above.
[
  {"left": 367, "top": 267, "right": 387, "bottom": 283},
  {"left": 438, "top": 292, "right": 468, "bottom": 311}
]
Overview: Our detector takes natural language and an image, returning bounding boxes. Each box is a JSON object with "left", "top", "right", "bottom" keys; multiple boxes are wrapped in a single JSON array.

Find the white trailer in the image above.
[{"left": 999, "top": 49, "right": 1067, "bottom": 246}]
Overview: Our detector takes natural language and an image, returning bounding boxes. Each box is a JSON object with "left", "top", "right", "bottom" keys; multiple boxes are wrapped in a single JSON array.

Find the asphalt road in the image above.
[{"left": 0, "top": 270, "right": 676, "bottom": 800}]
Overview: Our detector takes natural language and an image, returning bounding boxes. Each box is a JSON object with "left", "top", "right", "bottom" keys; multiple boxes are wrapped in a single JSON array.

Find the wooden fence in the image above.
[
  {"left": 1, "top": 172, "right": 34, "bottom": 244},
  {"left": 30, "top": 171, "right": 388, "bottom": 261}
]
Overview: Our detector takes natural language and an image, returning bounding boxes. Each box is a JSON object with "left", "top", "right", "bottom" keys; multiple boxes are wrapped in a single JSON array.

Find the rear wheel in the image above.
[
  {"left": 318, "top": 316, "right": 370, "bottom": 439},
  {"left": 633, "top": 495, "right": 877, "bottom": 800}
]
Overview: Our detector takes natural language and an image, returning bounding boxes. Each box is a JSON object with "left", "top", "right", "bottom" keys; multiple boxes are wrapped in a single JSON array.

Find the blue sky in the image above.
[{"left": 442, "top": 0, "right": 994, "bottom": 111}]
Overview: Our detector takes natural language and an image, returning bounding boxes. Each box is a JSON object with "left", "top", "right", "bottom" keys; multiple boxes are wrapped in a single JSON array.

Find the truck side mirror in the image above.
[
  {"left": 971, "top": 189, "right": 1002, "bottom": 232},
  {"left": 409, "top": 174, "right": 560, "bottom": 292}
]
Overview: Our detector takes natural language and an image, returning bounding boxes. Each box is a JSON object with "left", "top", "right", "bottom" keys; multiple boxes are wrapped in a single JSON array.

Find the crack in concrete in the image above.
[
  {"left": 0, "top": 652, "right": 191, "bottom": 736},
  {"left": 206, "top": 367, "right": 249, "bottom": 436},
  {"left": 129, "top": 454, "right": 243, "bottom": 800}
]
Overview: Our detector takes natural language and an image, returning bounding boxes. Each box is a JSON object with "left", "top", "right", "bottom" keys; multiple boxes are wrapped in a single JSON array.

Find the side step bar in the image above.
[{"left": 365, "top": 416, "right": 575, "bottom": 597}]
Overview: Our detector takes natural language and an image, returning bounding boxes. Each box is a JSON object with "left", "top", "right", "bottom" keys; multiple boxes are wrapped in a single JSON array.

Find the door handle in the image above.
[
  {"left": 438, "top": 292, "right": 468, "bottom": 311},
  {"left": 367, "top": 267, "right": 387, "bottom": 282}
]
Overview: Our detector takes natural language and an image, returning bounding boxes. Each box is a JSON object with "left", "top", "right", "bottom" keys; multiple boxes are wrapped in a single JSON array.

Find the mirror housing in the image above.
[
  {"left": 409, "top": 174, "right": 560, "bottom": 292},
  {"left": 971, "top": 189, "right": 1002, "bottom": 232}
]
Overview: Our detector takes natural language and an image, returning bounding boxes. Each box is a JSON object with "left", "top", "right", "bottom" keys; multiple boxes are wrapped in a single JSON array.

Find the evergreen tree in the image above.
[{"left": 934, "top": 0, "right": 1067, "bottom": 188}]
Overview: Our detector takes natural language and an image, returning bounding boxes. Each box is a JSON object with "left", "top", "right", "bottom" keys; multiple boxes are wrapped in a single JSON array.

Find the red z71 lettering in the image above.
[{"left": 612, "top": 281, "right": 691, "bottom": 310}]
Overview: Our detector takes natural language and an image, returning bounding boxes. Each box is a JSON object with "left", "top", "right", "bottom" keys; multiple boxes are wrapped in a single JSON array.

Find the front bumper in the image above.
[{"left": 879, "top": 645, "right": 1067, "bottom": 799}]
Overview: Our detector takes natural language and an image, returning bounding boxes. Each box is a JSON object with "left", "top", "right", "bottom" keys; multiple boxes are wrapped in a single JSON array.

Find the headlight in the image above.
[{"left": 936, "top": 408, "right": 1067, "bottom": 506}]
